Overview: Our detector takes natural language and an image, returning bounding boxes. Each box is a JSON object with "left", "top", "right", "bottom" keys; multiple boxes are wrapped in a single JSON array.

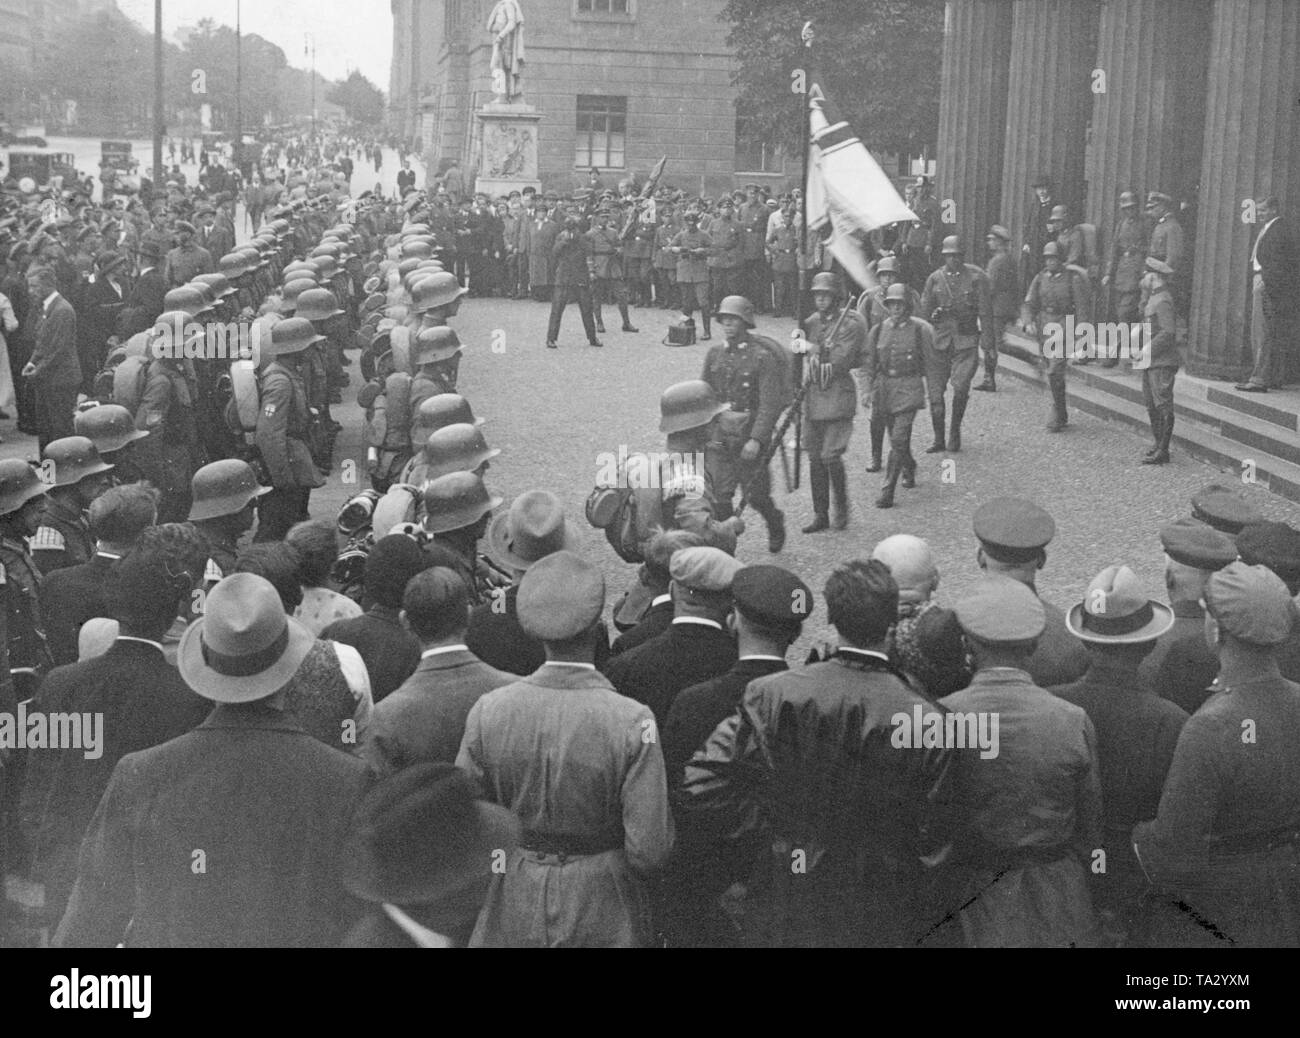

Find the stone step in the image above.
[{"left": 995, "top": 350, "right": 1300, "bottom": 504}]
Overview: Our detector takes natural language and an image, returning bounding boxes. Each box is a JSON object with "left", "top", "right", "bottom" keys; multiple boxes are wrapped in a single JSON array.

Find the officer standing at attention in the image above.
[
  {"left": 700, "top": 296, "right": 787, "bottom": 553},
  {"left": 980, "top": 226, "right": 1018, "bottom": 391},
  {"left": 796, "top": 272, "right": 865, "bottom": 532},
  {"left": 920, "top": 236, "right": 993, "bottom": 453},
  {"left": 862, "top": 283, "right": 934, "bottom": 509},
  {"left": 1139, "top": 258, "right": 1180, "bottom": 466},
  {"left": 1102, "top": 191, "right": 1147, "bottom": 369},
  {"left": 671, "top": 210, "right": 713, "bottom": 340},
  {"left": 585, "top": 206, "right": 638, "bottom": 335}
]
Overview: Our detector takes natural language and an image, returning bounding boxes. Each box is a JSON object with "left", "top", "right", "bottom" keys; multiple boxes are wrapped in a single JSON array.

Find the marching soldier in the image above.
[
  {"left": 856, "top": 255, "right": 920, "bottom": 472},
  {"left": 585, "top": 207, "right": 638, "bottom": 334},
  {"left": 862, "top": 283, "right": 933, "bottom": 509},
  {"left": 31, "top": 437, "right": 114, "bottom": 576},
  {"left": 133, "top": 319, "right": 200, "bottom": 524},
  {"left": 920, "top": 236, "right": 993, "bottom": 453},
  {"left": 255, "top": 318, "right": 327, "bottom": 542},
  {"left": 671, "top": 210, "right": 713, "bottom": 339},
  {"left": 796, "top": 272, "right": 865, "bottom": 532},
  {"left": 189, "top": 459, "right": 271, "bottom": 593},
  {"left": 700, "top": 295, "right": 787, "bottom": 553},
  {"left": 1139, "top": 258, "right": 1180, "bottom": 465},
  {"left": 1023, "top": 242, "right": 1088, "bottom": 433},
  {"left": 980, "top": 226, "right": 1018, "bottom": 391}
]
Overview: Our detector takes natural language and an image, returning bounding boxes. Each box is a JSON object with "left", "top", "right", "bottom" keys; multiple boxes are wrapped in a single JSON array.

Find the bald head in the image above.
[{"left": 871, "top": 534, "right": 939, "bottom": 604}]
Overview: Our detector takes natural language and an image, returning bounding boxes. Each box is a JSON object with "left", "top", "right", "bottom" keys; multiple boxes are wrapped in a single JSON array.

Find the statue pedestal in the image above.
[{"left": 474, "top": 102, "right": 542, "bottom": 197}]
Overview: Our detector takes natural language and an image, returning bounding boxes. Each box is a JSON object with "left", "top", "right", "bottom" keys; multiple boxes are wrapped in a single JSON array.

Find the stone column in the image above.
[
  {"left": 1189, "top": 0, "right": 1300, "bottom": 378},
  {"left": 936, "top": 0, "right": 1013, "bottom": 252},
  {"left": 998, "top": 0, "right": 1100, "bottom": 251},
  {"left": 1084, "top": 0, "right": 1211, "bottom": 234}
]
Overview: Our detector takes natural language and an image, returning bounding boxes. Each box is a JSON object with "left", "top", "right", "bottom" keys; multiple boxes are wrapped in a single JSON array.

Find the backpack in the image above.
[
  {"left": 227, "top": 359, "right": 261, "bottom": 434},
  {"left": 111, "top": 354, "right": 151, "bottom": 413},
  {"left": 749, "top": 332, "right": 796, "bottom": 412},
  {"left": 585, "top": 452, "right": 669, "bottom": 564}
]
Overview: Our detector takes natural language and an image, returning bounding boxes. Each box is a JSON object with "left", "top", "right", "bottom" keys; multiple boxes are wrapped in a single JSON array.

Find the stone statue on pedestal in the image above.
[{"left": 487, "top": 0, "right": 526, "bottom": 104}]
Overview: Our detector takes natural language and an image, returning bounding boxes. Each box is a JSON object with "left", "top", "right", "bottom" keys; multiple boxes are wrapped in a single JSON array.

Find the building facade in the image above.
[
  {"left": 0, "top": 1, "right": 34, "bottom": 86},
  {"left": 388, "top": 0, "right": 790, "bottom": 196},
  {"left": 936, "top": 0, "right": 1300, "bottom": 379}
]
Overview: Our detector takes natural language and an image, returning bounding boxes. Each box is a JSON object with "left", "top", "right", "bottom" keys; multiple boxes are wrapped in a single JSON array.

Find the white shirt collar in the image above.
[
  {"left": 420, "top": 644, "right": 468, "bottom": 659},
  {"left": 673, "top": 616, "right": 724, "bottom": 631},
  {"left": 739, "top": 654, "right": 785, "bottom": 662},
  {"left": 836, "top": 647, "right": 890, "bottom": 662},
  {"left": 650, "top": 593, "right": 672, "bottom": 607},
  {"left": 381, "top": 903, "right": 452, "bottom": 948},
  {"left": 43, "top": 291, "right": 59, "bottom": 311},
  {"left": 114, "top": 636, "right": 165, "bottom": 653},
  {"left": 542, "top": 661, "right": 596, "bottom": 671}
]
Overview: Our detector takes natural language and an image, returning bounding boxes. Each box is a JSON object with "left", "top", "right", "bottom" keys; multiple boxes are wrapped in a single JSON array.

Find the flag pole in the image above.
[{"left": 793, "top": 20, "right": 815, "bottom": 492}]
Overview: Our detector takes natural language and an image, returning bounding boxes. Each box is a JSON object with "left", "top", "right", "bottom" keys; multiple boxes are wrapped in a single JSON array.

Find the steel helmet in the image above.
[
  {"left": 403, "top": 223, "right": 431, "bottom": 236},
  {"left": 810, "top": 271, "right": 843, "bottom": 296},
  {"left": 280, "top": 277, "right": 318, "bottom": 308},
  {"left": 311, "top": 254, "right": 340, "bottom": 279},
  {"left": 42, "top": 436, "right": 114, "bottom": 487},
  {"left": 1049, "top": 205, "right": 1069, "bottom": 222},
  {"left": 412, "top": 273, "right": 467, "bottom": 312},
  {"left": 415, "top": 326, "right": 462, "bottom": 365},
  {"left": 421, "top": 423, "right": 500, "bottom": 481},
  {"left": 163, "top": 285, "right": 213, "bottom": 317},
  {"left": 1042, "top": 241, "right": 1061, "bottom": 258},
  {"left": 282, "top": 261, "right": 319, "bottom": 282},
  {"left": 396, "top": 257, "right": 424, "bottom": 278},
  {"left": 0, "top": 459, "right": 47, "bottom": 517},
  {"left": 75, "top": 403, "right": 150, "bottom": 454},
  {"left": 310, "top": 243, "right": 342, "bottom": 260},
  {"left": 941, "top": 235, "right": 963, "bottom": 255},
  {"left": 193, "top": 272, "right": 237, "bottom": 299},
  {"left": 236, "top": 245, "right": 267, "bottom": 269},
  {"left": 713, "top": 295, "right": 756, "bottom": 329},
  {"left": 659, "top": 380, "right": 727, "bottom": 434},
  {"left": 400, "top": 239, "right": 433, "bottom": 259},
  {"left": 876, "top": 255, "right": 900, "bottom": 275},
  {"left": 295, "top": 287, "right": 344, "bottom": 322},
  {"left": 188, "top": 458, "right": 271, "bottom": 522},
  {"left": 413, "top": 394, "right": 484, "bottom": 438},
  {"left": 421, "top": 471, "right": 502, "bottom": 534},
  {"left": 884, "top": 283, "right": 910, "bottom": 303},
  {"left": 269, "top": 317, "right": 326, "bottom": 356},
  {"left": 185, "top": 280, "right": 220, "bottom": 311},
  {"left": 219, "top": 252, "right": 252, "bottom": 278}
]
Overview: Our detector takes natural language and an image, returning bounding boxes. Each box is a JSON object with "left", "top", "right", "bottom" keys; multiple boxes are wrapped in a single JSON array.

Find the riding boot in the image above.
[
  {"left": 828, "top": 457, "right": 850, "bottom": 530},
  {"left": 802, "top": 461, "right": 831, "bottom": 533},
  {"left": 876, "top": 453, "right": 901, "bottom": 509},
  {"left": 594, "top": 306, "right": 606, "bottom": 334},
  {"left": 619, "top": 301, "right": 638, "bottom": 332},
  {"left": 949, "top": 393, "right": 968, "bottom": 453},
  {"left": 925, "top": 402, "right": 946, "bottom": 453},
  {"left": 1142, "top": 410, "right": 1162, "bottom": 458},
  {"left": 901, "top": 450, "right": 917, "bottom": 489},
  {"left": 1143, "top": 410, "right": 1173, "bottom": 465},
  {"left": 701, "top": 313, "right": 712, "bottom": 340},
  {"left": 1046, "top": 378, "right": 1068, "bottom": 432},
  {"left": 866, "top": 413, "right": 884, "bottom": 472}
]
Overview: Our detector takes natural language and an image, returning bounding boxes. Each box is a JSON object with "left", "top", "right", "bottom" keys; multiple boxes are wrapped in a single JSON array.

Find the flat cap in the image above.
[
  {"left": 1160, "top": 518, "right": 1238, "bottom": 570},
  {"left": 1205, "top": 562, "right": 1296, "bottom": 646},
  {"left": 1235, "top": 521, "right": 1300, "bottom": 587},
  {"left": 670, "top": 546, "right": 742, "bottom": 593},
  {"left": 1146, "top": 191, "right": 1173, "bottom": 207},
  {"left": 954, "top": 575, "right": 1046, "bottom": 643},
  {"left": 1190, "top": 483, "right": 1265, "bottom": 535},
  {"left": 732, "top": 565, "right": 813, "bottom": 628},
  {"left": 973, "top": 497, "right": 1055, "bottom": 563},
  {"left": 1145, "top": 257, "right": 1174, "bottom": 275}
]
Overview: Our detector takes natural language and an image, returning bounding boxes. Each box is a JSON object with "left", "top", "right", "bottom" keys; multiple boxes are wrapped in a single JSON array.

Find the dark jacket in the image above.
[
  {"left": 19, "top": 639, "right": 211, "bottom": 919},
  {"left": 361, "top": 647, "right": 514, "bottom": 774},
  {"left": 1254, "top": 216, "right": 1300, "bottom": 314},
  {"left": 610, "top": 596, "right": 674, "bottom": 656},
  {"left": 121, "top": 266, "right": 167, "bottom": 337},
  {"left": 603, "top": 618, "right": 738, "bottom": 729},
  {"left": 29, "top": 292, "right": 81, "bottom": 386},
  {"left": 54, "top": 702, "right": 373, "bottom": 948},
  {"left": 467, "top": 584, "right": 611, "bottom": 677},
  {"left": 39, "top": 551, "right": 118, "bottom": 667},
  {"left": 320, "top": 606, "right": 421, "bottom": 704}
]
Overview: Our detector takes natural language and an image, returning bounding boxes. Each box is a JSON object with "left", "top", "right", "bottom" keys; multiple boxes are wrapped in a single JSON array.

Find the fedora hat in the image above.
[
  {"left": 486, "top": 491, "right": 582, "bottom": 574},
  {"left": 422, "top": 471, "right": 502, "bottom": 534},
  {"left": 1066, "top": 564, "right": 1175, "bottom": 644},
  {"left": 517, "top": 550, "right": 605, "bottom": 641},
  {"left": 340, "top": 762, "right": 520, "bottom": 907},
  {"left": 177, "top": 573, "right": 315, "bottom": 703}
]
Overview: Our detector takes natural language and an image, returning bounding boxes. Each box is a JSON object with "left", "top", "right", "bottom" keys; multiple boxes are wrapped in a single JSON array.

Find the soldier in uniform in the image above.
[
  {"left": 1139, "top": 258, "right": 1180, "bottom": 465},
  {"left": 738, "top": 185, "right": 769, "bottom": 312},
  {"left": 1145, "top": 191, "right": 1186, "bottom": 314},
  {"left": 706, "top": 197, "right": 743, "bottom": 313},
  {"left": 585, "top": 207, "right": 637, "bottom": 335},
  {"left": 671, "top": 210, "right": 713, "bottom": 339},
  {"left": 856, "top": 255, "right": 920, "bottom": 473},
  {"left": 862, "top": 283, "right": 933, "bottom": 509},
  {"left": 189, "top": 459, "right": 270, "bottom": 594},
  {"left": 255, "top": 318, "right": 327, "bottom": 542},
  {"left": 1102, "top": 191, "right": 1147, "bottom": 368},
  {"left": 766, "top": 198, "right": 799, "bottom": 318},
  {"left": 623, "top": 202, "right": 657, "bottom": 308},
  {"left": 421, "top": 471, "right": 504, "bottom": 604},
  {"left": 132, "top": 320, "right": 200, "bottom": 524},
  {"left": 1023, "top": 242, "right": 1088, "bottom": 433},
  {"left": 74, "top": 404, "right": 149, "bottom": 487},
  {"left": 796, "top": 272, "right": 865, "bottom": 531},
  {"left": 699, "top": 295, "right": 786, "bottom": 554},
  {"left": 164, "top": 221, "right": 214, "bottom": 288},
  {"left": 31, "top": 437, "right": 115, "bottom": 577},
  {"left": 980, "top": 226, "right": 1018, "bottom": 391},
  {"left": 920, "top": 236, "right": 993, "bottom": 453}
]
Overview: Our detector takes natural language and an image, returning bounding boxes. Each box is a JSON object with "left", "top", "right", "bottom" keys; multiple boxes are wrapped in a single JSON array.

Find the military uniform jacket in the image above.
[
  {"left": 164, "top": 242, "right": 214, "bottom": 287},
  {"left": 802, "top": 308, "right": 866, "bottom": 421},
  {"left": 705, "top": 218, "right": 741, "bottom": 269},
  {"left": 1142, "top": 287, "right": 1180, "bottom": 369},
  {"left": 255, "top": 362, "right": 325, "bottom": 490},
  {"left": 31, "top": 498, "right": 94, "bottom": 577},
  {"left": 136, "top": 360, "right": 199, "bottom": 447},
  {"left": 856, "top": 284, "right": 923, "bottom": 332},
  {"left": 1025, "top": 268, "right": 1088, "bottom": 324},
  {"left": 700, "top": 337, "right": 785, "bottom": 447},
  {"left": 738, "top": 203, "right": 767, "bottom": 261},
  {"left": 625, "top": 218, "right": 655, "bottom": 261},
  {"left": 863, "top": 316, "right": 931, "bottom": 416},
  {"left": 671, "top": 228, "right": 712, "bottom": 283},
  {"left": 1148, "top": 214, "right": 1185, "bottom": 275},
  {"left": 653, "top": 221, "right": 679, "bottom": 269},
  {"left": 767, "top": 222, "right": 798, "bottom": 273},
  {"left": 585, "top": 227, "right": 625, "bottom": 279},
  {"left": 1107, "top": 215, "right": 1148, "bottom": 291},
  {"left": 921, "top": 264, "right": 994, "bottom": 352},
  {"left": 985, "top": 251, "right": 1020, "bottom": 321},
  {"left": 0, "top": 536, "right": 52, "bottom": 680}
]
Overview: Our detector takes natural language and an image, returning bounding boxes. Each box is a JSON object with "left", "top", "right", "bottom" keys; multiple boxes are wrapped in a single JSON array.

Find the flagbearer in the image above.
[{"left": 796, "top": 272, "right": 865, "bottom": 533}]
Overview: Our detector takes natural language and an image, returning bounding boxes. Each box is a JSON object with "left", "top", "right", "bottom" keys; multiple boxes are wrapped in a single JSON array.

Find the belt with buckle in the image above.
[{"left": 519, "top": 830, "right": 624, "bottom": 859}]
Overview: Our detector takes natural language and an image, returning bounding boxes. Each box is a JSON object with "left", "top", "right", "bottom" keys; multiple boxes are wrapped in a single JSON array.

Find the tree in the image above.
[
  {"left": 327, "top": 72, "right": 386, "bottom": 126},
  {"left": 723, "top": 0, "right": 944, "bottom": 161}
]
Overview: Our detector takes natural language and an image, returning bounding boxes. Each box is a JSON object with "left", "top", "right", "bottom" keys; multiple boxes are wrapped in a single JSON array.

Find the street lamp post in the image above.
[
  {"left": 235, "top": 0, "right": 242, "bottom": 174},
  {"left": 153, "top": 0, "right": 163, "bottom": 193},
  {"left": 304, "top": 34, "right": 316, "bottom": 141}
]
